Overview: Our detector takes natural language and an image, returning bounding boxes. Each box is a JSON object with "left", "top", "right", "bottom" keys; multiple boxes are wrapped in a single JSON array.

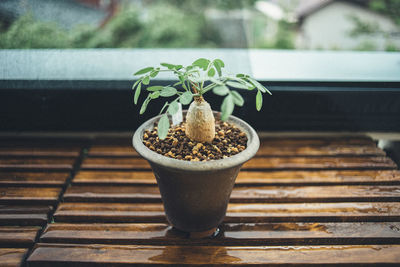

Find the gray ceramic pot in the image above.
[{"left": 133, "top": 112, "right": 259, "bottom": 234}]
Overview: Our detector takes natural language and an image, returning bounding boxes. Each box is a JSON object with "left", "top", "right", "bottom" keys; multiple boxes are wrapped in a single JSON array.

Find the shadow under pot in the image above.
[{"left": 132, "top": 112, "right": 259, "bottom": 237}]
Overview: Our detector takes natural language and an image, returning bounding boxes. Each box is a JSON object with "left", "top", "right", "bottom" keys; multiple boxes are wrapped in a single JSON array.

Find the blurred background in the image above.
[{"left": 1, "top": 0, "right": 399, "bottom": 51}]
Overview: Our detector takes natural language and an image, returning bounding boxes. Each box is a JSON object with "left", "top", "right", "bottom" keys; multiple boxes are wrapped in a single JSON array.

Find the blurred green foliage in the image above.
[
  {"left": 347, "top": 1, "right": 400, "bottom": 52},
  {"left": 369, "top": 0, "right": 400, "bottom": 25},
  {"left": 252, "top": 19, "right": 295, "bottom": 49},
  {"left": 273, "top": 20, "right": 295, "bottom": 49},
  {"left": 0, "top": 2, "right": 221, "bottom": 49},
  {"left": 0, "top": 15, "right": 69, "bottom": 48},
  {"left": 146, "top": 0, "right": 257, "bottom": 11}
]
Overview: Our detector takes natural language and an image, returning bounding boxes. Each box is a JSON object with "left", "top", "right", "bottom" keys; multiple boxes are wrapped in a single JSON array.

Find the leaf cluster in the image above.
[{"left": 132, "top": 58, "right": 271, "bottom": 139}]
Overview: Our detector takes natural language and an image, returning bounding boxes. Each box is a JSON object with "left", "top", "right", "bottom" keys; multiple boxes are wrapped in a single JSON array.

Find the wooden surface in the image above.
[
  {"left": 1, "top": 134, "right": 400, "bottom": 266},
  {"left": 27, "top": 243, "right": 400, "bottom": 266},
  {"left": 0, "top": 248, "right": 28, "bottom": 267},
  {"left": 0, "top": 137, "right": 82, "bottom": 266},
  {"left": 0, "top": 172, "right": 70, "bottom": 186}
]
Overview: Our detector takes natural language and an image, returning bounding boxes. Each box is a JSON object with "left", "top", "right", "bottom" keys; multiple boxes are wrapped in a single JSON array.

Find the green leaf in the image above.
[
  {"left": 209, "top": 77, "right": 223, "bottom": 85},
  {"left": 132, "top": 79, "right": 140, "bottom": 90},
  {"left": 160, "top": 86, "right": 177, "bottom": 97},
  {"left": 192, "top": 58, "right": 210, "bottom": 70},
  {"left": 249, "top": 78, "right": 272, "bottom": 95},
  {"left": 231, "top": 90, "right": 244, "bottom": 106},
  {"left": 158, "top": 114, "right": 170, "bottom": 140},
  {"left": 146, "top": 86, "right": 163, "bottom": 92},
  {"left": 150, "top": 68, "right": 160, "bottom": 78},
  {"left": 142, "top": 76, "right": 150, "bottom": 85},
  {"left": 221, "top": 94, "right": 234, "bottom": 121},
  {"left": 173, "top": 81, "right": 182, "bottom": 87},
  {"left": 213, "top": 85, "right": 229, "bottom": 96},
  {"left": 226, "top": 81, "right": 249, "bottom": 90},
  {"left": 207, "top": 68, "right": 215, "bottom": 77},
  {"left": 134, "top": 83, "right": 141, "bottom": 105},
  {"left": 180, "top": 91, "right": 193, "bottom": 105},
  {"left": 150, "top": 91, "right": 160, "bottom": 99},
  {"left": 167, "top": 101, "right": 179, "bottom": 115},
  {"left": 140, "top": 98, "right": 150, "bottom": 114},
  {"left": 213, "top": 59, "right": 225, "bottom": 76},
  {"left": 134, "top": 67, "right": 154, "bottom": 76},
  {"left": 161, "top": 63, "right": 182, "bottom": 70},
  {"left": 159, "top": 101, "right": 169, "bottom": 115},
  {"left": 160, "top": 63, "right": 175, "bottom": 69},
  {"left": 236, "top": 73, "right": 249, "bottom": 78},
  {"left": 256, "top": 90, "right": 263, "bottom": 111},
  {"left": 214, "top": 59, "right": 225, "bottom": 68}
]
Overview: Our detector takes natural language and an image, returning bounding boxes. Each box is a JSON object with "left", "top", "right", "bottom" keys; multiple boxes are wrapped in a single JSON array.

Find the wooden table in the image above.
[{"left": 0, "top": 134, "right": 400, "bottom": 266}]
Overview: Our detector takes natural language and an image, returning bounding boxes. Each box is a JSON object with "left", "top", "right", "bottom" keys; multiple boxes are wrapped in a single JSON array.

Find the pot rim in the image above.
[{"left": 132, "top": 111, "right": 260, "bottom": 172}]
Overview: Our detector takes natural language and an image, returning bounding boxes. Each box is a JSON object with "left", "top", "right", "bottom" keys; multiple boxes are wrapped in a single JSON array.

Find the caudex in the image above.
[{"left": 132, "top": 58, "right": 271, "bottom": 143}]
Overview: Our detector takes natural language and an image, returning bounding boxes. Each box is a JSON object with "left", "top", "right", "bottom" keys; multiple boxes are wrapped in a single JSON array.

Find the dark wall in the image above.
[{"left": 1, "top": 81, "right": 399, "bottom": 132}]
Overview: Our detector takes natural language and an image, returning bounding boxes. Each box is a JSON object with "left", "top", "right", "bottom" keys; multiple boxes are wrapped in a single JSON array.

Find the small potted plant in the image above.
[{"left": 132, "top": 58, "right": 270, "bottom": 237}]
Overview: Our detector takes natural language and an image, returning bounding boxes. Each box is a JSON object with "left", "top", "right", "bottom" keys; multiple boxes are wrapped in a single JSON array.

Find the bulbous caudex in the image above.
[{"left": 185, "top": 97, "right": 215, "bottom": 143}]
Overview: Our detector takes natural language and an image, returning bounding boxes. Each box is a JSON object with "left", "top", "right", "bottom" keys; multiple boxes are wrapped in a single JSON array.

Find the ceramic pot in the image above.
[{"left": 133, "top": 112, "right": 259, "bottom": 234}]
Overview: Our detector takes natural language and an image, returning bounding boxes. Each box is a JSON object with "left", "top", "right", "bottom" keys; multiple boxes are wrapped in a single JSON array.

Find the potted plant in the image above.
[{"left": 132, "top": 58, "right": 270, "bottom": 237}]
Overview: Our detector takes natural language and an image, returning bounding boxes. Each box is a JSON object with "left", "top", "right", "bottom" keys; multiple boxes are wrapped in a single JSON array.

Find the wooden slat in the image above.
[
  {"left": 0, "top": 187, "right": 61, "bottom": 205},
  {"left": 260, "top": 136, "right": 376, "bottom": 146},
  {"left": 230, "top": 185, "right": 400, "bottom": 203},
  {"left": 0, "top": 146, "right": 81, "bottom": 157},
  {"left": 0, "top": 205, "right": 52, "bottom": 226},
  {"left": 257, "top": 144, "right": 385, "bottom": 156},
  {"left": 81, "top": 158, "right": 150, "bottom": 170},
  {"left": 243, "top": 156, "right": 397, "bottom": 170},
  {"left": 27, "top": 243, "right": 400, "bottom": 266},
  {"left": 0, "top": 172, "right": 70, "bottom": 186},
  {"left": 62, "top": 185, "right": 400, "bottom": 203},
  {"left": 88, "top": 145, "right": 139, "bottom": 157},
  {"left": 54, "top": 202, "right": 400, "bottom": 223},
  {"left": 54, "top": 203, "right": 165, "bottom": 223},
  {"left": 63, "top": 185, "right": 160, "bottom": 202},
  {"left": 237, "top": 170, "right": 400, "bottom": 185},
  {"left": 0, "top": 226, "right": 40, "bottom": 247},
  {"left": 73, "top": 171, "right": 155, "bottom": 185},
  {"left": 0, "top": 248, "right": 27, "bottom": 267},
  {"left": 80, "top": 156, "right": 397, "bottom": 170},
  {"left": 72, "top": 170, "right": 400, "bottom": 186},
  {"left": 40, "top": 222, "right": 400, "bottom": 245},
  {"left": 0, "top": 158, "right": 76, "bottom": 171}
]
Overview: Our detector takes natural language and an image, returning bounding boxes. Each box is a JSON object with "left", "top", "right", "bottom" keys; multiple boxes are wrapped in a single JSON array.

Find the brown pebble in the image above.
[{"left": 172, "top": 138, "right": 178, "bottom": 147}]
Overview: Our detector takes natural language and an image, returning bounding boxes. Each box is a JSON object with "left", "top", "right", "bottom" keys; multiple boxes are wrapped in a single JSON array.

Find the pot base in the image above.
[
  {"left": 172, "top": 227, "right": 220, "bottom": 239},
  {"left": 189, "top": 227, "right": 219, "bottom": 239}
]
